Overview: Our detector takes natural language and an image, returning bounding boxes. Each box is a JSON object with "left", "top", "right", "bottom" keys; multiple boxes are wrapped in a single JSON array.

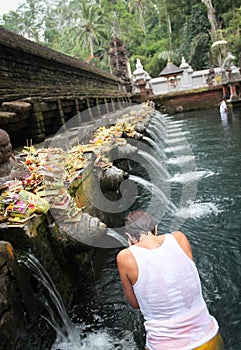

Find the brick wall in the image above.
[{"left": 152, "top": 87, "right": 223, "bottom": 114}]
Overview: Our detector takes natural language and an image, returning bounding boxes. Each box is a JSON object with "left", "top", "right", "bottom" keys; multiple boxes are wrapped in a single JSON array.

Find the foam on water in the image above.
[
  {"left": 52, "top": 330, "right": 112, "bottom": 350},
  {"left": 175, "top": 201, "right": 220, "bottom": 219},
  {"left": 51, "top": 329, "right": 137, "bottom": 350}
]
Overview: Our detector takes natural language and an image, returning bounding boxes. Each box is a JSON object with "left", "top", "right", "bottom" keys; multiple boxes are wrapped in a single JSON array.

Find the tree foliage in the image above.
[{"left": 1, "top": 0, "right": 241, "bottom": 76}]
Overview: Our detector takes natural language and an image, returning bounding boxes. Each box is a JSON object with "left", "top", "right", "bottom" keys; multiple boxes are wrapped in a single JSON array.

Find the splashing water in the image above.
[
  {"left": 148, "top": 124, "right": 167, "bottom": 142},
  {"left": 23, "top": 255, "right": 80, "bottom": 344},
  {"left": 168, "top": 170, "right": 215, "bottom": 183},
  {"left": 137, "top": 149, "right": 170, "bottom": 180},
  {"left": 142, "top": 136, "right": 167, "bottom": 159},
  {"left": 52, "top": 330, "right": 116, "bottom": 350},
  {"left": 152, "top": 112, "right": 168, "bottom": 127},
  {"left": 175, "top": 201, "right": 221, "bottom": 219},
  {"left": 129, "top": 174, "right": 177, "bottom": 213},
  {"left": 23, "top": 255, "right": 138, "bottom": 350}
]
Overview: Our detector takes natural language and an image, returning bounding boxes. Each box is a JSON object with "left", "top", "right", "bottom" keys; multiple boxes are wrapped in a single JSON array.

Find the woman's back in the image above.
[{"left": 128, "top": 233, "right": 219, "bottom": 350}]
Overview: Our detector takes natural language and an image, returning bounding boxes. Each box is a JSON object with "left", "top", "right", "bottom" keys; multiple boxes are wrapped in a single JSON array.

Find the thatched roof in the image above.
[{"left": 160, "top": 59, "right": 183, "bottom": 77}]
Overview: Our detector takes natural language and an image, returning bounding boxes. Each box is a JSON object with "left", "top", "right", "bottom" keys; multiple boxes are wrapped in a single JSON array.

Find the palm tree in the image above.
[
  {"left": 69, "top": 0, "right": 109, "bottom": 57},
  {"left": 128, "top": 0, "right": 146, "bottom": 34}
]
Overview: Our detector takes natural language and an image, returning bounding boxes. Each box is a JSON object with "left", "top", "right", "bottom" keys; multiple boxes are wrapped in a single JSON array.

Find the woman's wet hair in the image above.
[{"left": 125, "top": 210, "right": 156, "bottom": 241}]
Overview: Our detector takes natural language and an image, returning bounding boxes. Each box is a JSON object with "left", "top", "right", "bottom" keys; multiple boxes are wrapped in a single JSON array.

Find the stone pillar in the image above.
[
  {"left": 222, "top": 84, "right": 229, "bottom": 98},
  {"left": 229, "top": 83, "right": 239, "bottom": 101},
  {"left": 180, "top": 57, "right": 189, "bottom": 87},
  {"left": 179, "top": 57, "right": 193, "bottom": 88},
  {"left": 75, "top": 98, "right": 82, "bottom": 121},
  {"left": 57, "top": 99, "right": 65, "bottom": 125},
  {"left": 86, "top": 98, "right": 93, "bottom": 119},
  {"left": 111, "top": 98, "right": 116, "bottom": 112},
  {"left": 95, "top": 97, "right": 102, "bottom": 117},
  {"left": 104, "top": 98, "right": 110, "bottom": 113},
  {"left": 132, "top": 59, "right": 151, "bottom": 94},
  {"left": 32, "top": 110, "right": 46, "bottom": 142},
  {"left": 118, "top": 98, "right": 123, "bottom": 110}
]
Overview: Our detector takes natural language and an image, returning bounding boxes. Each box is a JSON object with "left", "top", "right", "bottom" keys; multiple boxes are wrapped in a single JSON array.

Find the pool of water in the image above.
[{"left": 51, "top": 107, "right": 241, "bottom": 349}]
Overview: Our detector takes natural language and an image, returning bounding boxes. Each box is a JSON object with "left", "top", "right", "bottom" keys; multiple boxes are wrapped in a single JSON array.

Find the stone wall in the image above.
[
  {"left": 0, "top": 26, "right": 131, "bottom": 147},
  {"left": 147, "top": 86, "right": 223, "bottom": 114},
  {"left": 0, "top": 214, "right": 98, "bottom": 350}
]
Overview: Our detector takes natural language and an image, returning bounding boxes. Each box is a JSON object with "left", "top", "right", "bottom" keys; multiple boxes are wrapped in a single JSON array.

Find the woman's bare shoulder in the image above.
[
  {"left": 171, "top": 231, "right": 194, "bottom": 260},
  {"left": 116, "top": 248, "right": 133, "bottom": 264},
  {"left": 171, "top": 230, "right": 188, "bottom": 240}
]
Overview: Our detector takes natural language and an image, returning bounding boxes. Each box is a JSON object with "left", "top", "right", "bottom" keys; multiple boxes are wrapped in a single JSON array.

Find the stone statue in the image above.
[
  {"left": 222, "top": 52, "right": 241, "bottom": 81},
  {"left": 0, "top": 129, "right": 29, "bottom": 183}
]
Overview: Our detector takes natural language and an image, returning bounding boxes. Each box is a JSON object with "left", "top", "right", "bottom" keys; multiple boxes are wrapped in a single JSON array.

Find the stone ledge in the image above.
[{"left": 2, "top": 100, "right": 32, "bottom": 113}]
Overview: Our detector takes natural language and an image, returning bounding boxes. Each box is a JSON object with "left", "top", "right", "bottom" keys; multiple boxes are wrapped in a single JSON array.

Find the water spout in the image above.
[
  {"left": 152, "top": 112, "right": 167, "bottom": 127},
  {"left": 168, "top": 170, "right": 215, "bottom": 183},
  {"left": 167, "top": 137, "right": 187, "bottom": 144},
  {"left": 23, "top": 255, "right": 80, "bottom": 346},
  {"left": 164, "top": 144, "right": 190, "bottom": 154},
  {"left": 150, "top": 119, "right": 167, "bottom": 133},
  {"left": 167, "top": 120, "right": 185, "bottom": 126},
  {"left": 22, "top": 254, "right": 137, "bottom": 349},
  {"left": 165, "top": 155, "right": 195, "bottom": 166},
  {"left": 142, "top": 136, "right": 167, "bottom": 160},
  {"left": 129, "top": 174, "right": 177, "bottom": 213},
  {"left": 146, "top": 128, "right": 166, "bottom": 147},
  {"left": 106, "top": 228, "right": 128, "bottom": 246},
  {"left": 146, "top": 128, "right": 159, "bottom": 143},
  {"left": 137, "top": 149, "right": 170, "bottom": 180},
  {"left": 148, "top": 124, "right": 167, "bottom": 143},
  {"left": 167, "top": 131, "right": 190, "bottom": 138}
]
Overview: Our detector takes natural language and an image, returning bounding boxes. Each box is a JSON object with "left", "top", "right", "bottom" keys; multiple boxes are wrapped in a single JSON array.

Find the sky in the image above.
[{"left": 0, "top": 0, "right": 25, "bottom": 16}]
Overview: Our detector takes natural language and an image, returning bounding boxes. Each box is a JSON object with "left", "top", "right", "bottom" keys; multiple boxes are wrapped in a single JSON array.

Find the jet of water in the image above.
[
  {"left": 23, "top": 255, "right": 80, "bottom": 345},
  {"left": 142, "top": 136, "right": 167, "bottom": 160},
  {"left": 129, "top": 174, "right": 177, "bottom": 213},
  {"left": 137, "top": 149, "right": 170, "bottom": 180},
  {"left": 106, "top": 228, "right": 128, "bottom": 246}
]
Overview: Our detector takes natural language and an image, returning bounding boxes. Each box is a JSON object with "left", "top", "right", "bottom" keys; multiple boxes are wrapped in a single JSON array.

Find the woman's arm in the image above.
[{"left": 116, "top": 249, "right": 140, "bottom": 309}]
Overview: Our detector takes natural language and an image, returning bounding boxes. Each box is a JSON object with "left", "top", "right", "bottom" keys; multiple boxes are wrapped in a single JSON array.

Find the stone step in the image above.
[{"left": 0, "top": 111, "right": 18, "bottom": 124}]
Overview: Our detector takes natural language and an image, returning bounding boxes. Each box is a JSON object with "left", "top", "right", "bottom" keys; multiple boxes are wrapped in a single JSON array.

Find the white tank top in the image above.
[{"left": 128, "top": 233, "right": 219, "bottom": 350}]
